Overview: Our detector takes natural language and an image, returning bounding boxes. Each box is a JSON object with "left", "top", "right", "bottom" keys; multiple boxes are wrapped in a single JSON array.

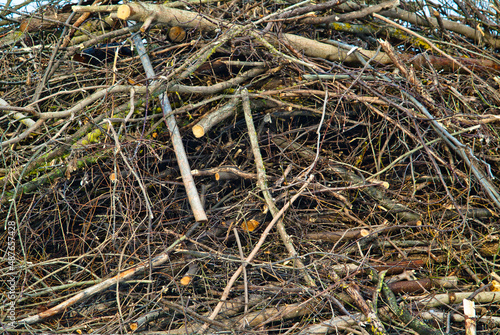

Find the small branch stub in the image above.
[
  {"left": 192, "top": 96, "right": 239, "bottom": 138},
  {"left": 116, "top": 5, "right": 133, "bottom": 20}
]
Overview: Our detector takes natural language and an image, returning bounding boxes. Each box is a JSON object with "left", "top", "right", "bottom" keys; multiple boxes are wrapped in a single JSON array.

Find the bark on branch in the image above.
[{"left": 115, "top": 2, "right": 217, "bottom": 31}]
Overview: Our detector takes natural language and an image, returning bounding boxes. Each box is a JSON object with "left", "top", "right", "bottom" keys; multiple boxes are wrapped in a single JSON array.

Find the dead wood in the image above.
[
  {"left": 379, "top": 6, "right": 500, "bottom": 48},
  {"left": 191, "top": 166, "right": 257, "bottom": 180}
]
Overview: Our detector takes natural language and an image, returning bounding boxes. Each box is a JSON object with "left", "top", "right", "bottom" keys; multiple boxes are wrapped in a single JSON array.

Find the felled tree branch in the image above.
[
  {"left": 73, "top": 2, "right": 392, "bottom": 65},
  {"left": 18, "top": 236, "right": 186, "bottom": 325},
  {"left": 192, "top": 95, "right": 240, "bottom": 137},
  {"left": 116, "top": 2, "right": 217, "bottom": 31},
  {"left": 132, "top": 33, "right": 208, "bottom": 222}
]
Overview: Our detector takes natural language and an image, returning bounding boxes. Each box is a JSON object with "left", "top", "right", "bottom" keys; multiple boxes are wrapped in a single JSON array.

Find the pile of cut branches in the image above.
[{"left": 1, "top": 0, "right": 500, "bottom": 333}]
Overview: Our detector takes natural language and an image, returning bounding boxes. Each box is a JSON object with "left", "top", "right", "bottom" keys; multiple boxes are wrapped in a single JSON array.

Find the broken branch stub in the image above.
[
  {"left": 281, "top": 33, "right": 392, "bottom": 64},
  {"left": 192, "top": 96, "right": 239, "bottom": 138},
  {"left": 116, "top": 3, "right": 217, "bottom": 31}
]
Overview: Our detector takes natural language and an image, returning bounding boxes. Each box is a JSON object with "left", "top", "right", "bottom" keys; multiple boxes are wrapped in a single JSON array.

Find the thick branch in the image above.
[{"left": 115, "top": 2, "right": 217, "bottom": 31}]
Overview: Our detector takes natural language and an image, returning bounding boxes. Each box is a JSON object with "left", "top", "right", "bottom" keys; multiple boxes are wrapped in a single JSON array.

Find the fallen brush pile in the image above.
[{"left": 1, "top": 0, "right": 500, "bottom": 334}]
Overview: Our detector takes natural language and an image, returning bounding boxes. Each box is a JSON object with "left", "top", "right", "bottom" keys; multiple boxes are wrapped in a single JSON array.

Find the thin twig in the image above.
[
  {"left": 241, "top": 87, "right": 316, "bottom": 287},
  {"left": 18, "top": 235, "right": 186, "bottom": 325}
]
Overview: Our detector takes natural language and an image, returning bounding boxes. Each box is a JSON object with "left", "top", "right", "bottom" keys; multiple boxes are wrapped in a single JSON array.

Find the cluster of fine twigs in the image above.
[{"left": 1, "top": 0, "right": 500, "bottom": 334}]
